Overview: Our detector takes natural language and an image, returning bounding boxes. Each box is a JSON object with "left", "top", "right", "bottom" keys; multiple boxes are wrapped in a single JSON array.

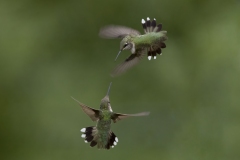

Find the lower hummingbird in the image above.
[
  {"left": 99, "top": 17, "right": 168, "bottom": 76},
  {"left": 72, "top": 82, "right": 150, "bottom": 149}
]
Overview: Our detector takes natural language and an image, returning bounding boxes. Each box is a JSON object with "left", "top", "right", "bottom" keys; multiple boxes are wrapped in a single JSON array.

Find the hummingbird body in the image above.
[
  {"left": 99, "top": 17, "right": 168, "bottom": 76},
  {"left": 133, "top": 32, "right": 167, "bottom": 50},
  {"left": 72, "top": 82, "right": 149, "bottom": 149},
  {"left": 96, "top": 112, "right": 112, "bottom": 148}
]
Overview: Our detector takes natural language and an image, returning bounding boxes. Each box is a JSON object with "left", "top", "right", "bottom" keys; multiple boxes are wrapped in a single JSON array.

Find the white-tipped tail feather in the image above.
[{"left": 80, "top": 128, "right": 86, "bottom": 132}]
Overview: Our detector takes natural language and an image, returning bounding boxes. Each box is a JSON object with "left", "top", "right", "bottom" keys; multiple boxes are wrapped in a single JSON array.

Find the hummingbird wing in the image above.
[
  {"left": 111, "top": 111, "right": 150, "bottom": 123},
  {"left": 99, "top": 25, "right": 140, "bottom": 39},
  {"left": 111, "top": 48, "right": 146, "bottom": 76},
  {"left": 72, "top": 97, "right": 100, "bottom": 121}
]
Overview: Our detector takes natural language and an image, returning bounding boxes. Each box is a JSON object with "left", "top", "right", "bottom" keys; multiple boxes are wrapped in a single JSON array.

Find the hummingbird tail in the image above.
[
  {"left": 80, "top": 127, "right": 118, "bottom": 149},
  {"left": 80, "top": 126, "right": 98, "bottom": 147},
  {"left": 141, "top": 17, "right": 168, "bottom": 60},
  {"left": 148, "top": 35, "right": 167, "bottom": 60},
  {"left": 106, "top": 130, "right": 118, "bottom": 149},
  {"left": 141, "top": 17, "right": 163, "bottom": 33}
]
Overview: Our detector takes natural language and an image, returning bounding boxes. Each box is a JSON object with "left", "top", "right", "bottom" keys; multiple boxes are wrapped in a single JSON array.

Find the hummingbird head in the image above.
[
  {"left": 100, "top": 95, "right": 111, "bottom": 110},
  {"left": 100, "top": 82, "right": 113, "bottom": 112},
  {"left": 114, "top": 36, "right": 135, "bottom": 61}
]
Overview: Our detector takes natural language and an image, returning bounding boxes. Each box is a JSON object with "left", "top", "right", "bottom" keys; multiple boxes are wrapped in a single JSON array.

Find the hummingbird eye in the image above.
[{"left": 123, "top": 43, "right": 128, "bottom": 48}]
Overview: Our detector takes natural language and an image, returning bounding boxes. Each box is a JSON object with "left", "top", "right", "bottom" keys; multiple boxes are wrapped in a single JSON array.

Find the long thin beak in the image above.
[
  {"left": 114, "top": 50, "right": 122, "bottom": 61},
  {"left": 106, "top": 82, "right": 112, "bottom": 96}
]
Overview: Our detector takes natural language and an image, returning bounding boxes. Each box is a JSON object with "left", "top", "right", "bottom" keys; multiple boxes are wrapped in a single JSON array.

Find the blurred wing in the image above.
[
  {"left": 111, "top": 49, "right": 146, "bottom": 77},
  {"left": 99, "top": 25, "right": 140, "bottom": 39},
  {"left": 71, "top": 97, "right": 100, "bottom": 121},
  {"left": 111, "top": 112, "right": 150, "bottom": 123}
]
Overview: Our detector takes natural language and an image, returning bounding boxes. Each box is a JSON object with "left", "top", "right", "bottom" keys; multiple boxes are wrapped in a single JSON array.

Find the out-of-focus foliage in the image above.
[{"left": 0, "top": 0, "right": 240, "bottom": 159}]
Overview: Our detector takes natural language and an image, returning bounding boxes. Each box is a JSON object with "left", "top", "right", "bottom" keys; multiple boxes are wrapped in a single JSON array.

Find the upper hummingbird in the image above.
[
  {"left": 72, "top": 82, "right": 150, "bottom": 149},
  {"left": 99, "top": 17, "right": 168, "bottom": 76}
]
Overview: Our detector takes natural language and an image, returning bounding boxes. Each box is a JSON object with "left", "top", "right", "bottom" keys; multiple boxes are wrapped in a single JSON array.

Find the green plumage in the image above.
[
  {"left": 96, "top": 111, "right": 112, "bottom": 148},
  {"left": 133, "top": 31, "right": 167, "bottom": 48}
]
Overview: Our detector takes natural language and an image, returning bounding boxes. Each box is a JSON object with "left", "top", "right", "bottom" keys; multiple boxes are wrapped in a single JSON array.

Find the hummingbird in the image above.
[
  {"left": 99, "top": 17, "right": 168, "bottom": 76},
  {"left": 72, "top": 82, "right": 150, "bottom": 149}
]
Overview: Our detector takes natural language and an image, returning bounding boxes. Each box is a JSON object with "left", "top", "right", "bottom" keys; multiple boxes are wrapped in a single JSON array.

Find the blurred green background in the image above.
[{"left": 1, "top": 0, "right": 240, "bottom": 159}]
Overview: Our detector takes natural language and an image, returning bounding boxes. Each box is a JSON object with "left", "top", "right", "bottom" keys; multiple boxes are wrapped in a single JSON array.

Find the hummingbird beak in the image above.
[
  {"left": 107, "top": 82, "right": 112, "bottom": 96},
  {"left": 114, "top": 50, "right": 122, "bottom": 61}
]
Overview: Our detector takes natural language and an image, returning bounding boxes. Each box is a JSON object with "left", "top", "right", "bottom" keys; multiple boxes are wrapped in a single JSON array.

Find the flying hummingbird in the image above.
[
  {"left": 99, "top": 17, "right": 168, "bottom": 76},
  {"left": 72, "top": 82, "right": 150, "bottom": 149}
]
